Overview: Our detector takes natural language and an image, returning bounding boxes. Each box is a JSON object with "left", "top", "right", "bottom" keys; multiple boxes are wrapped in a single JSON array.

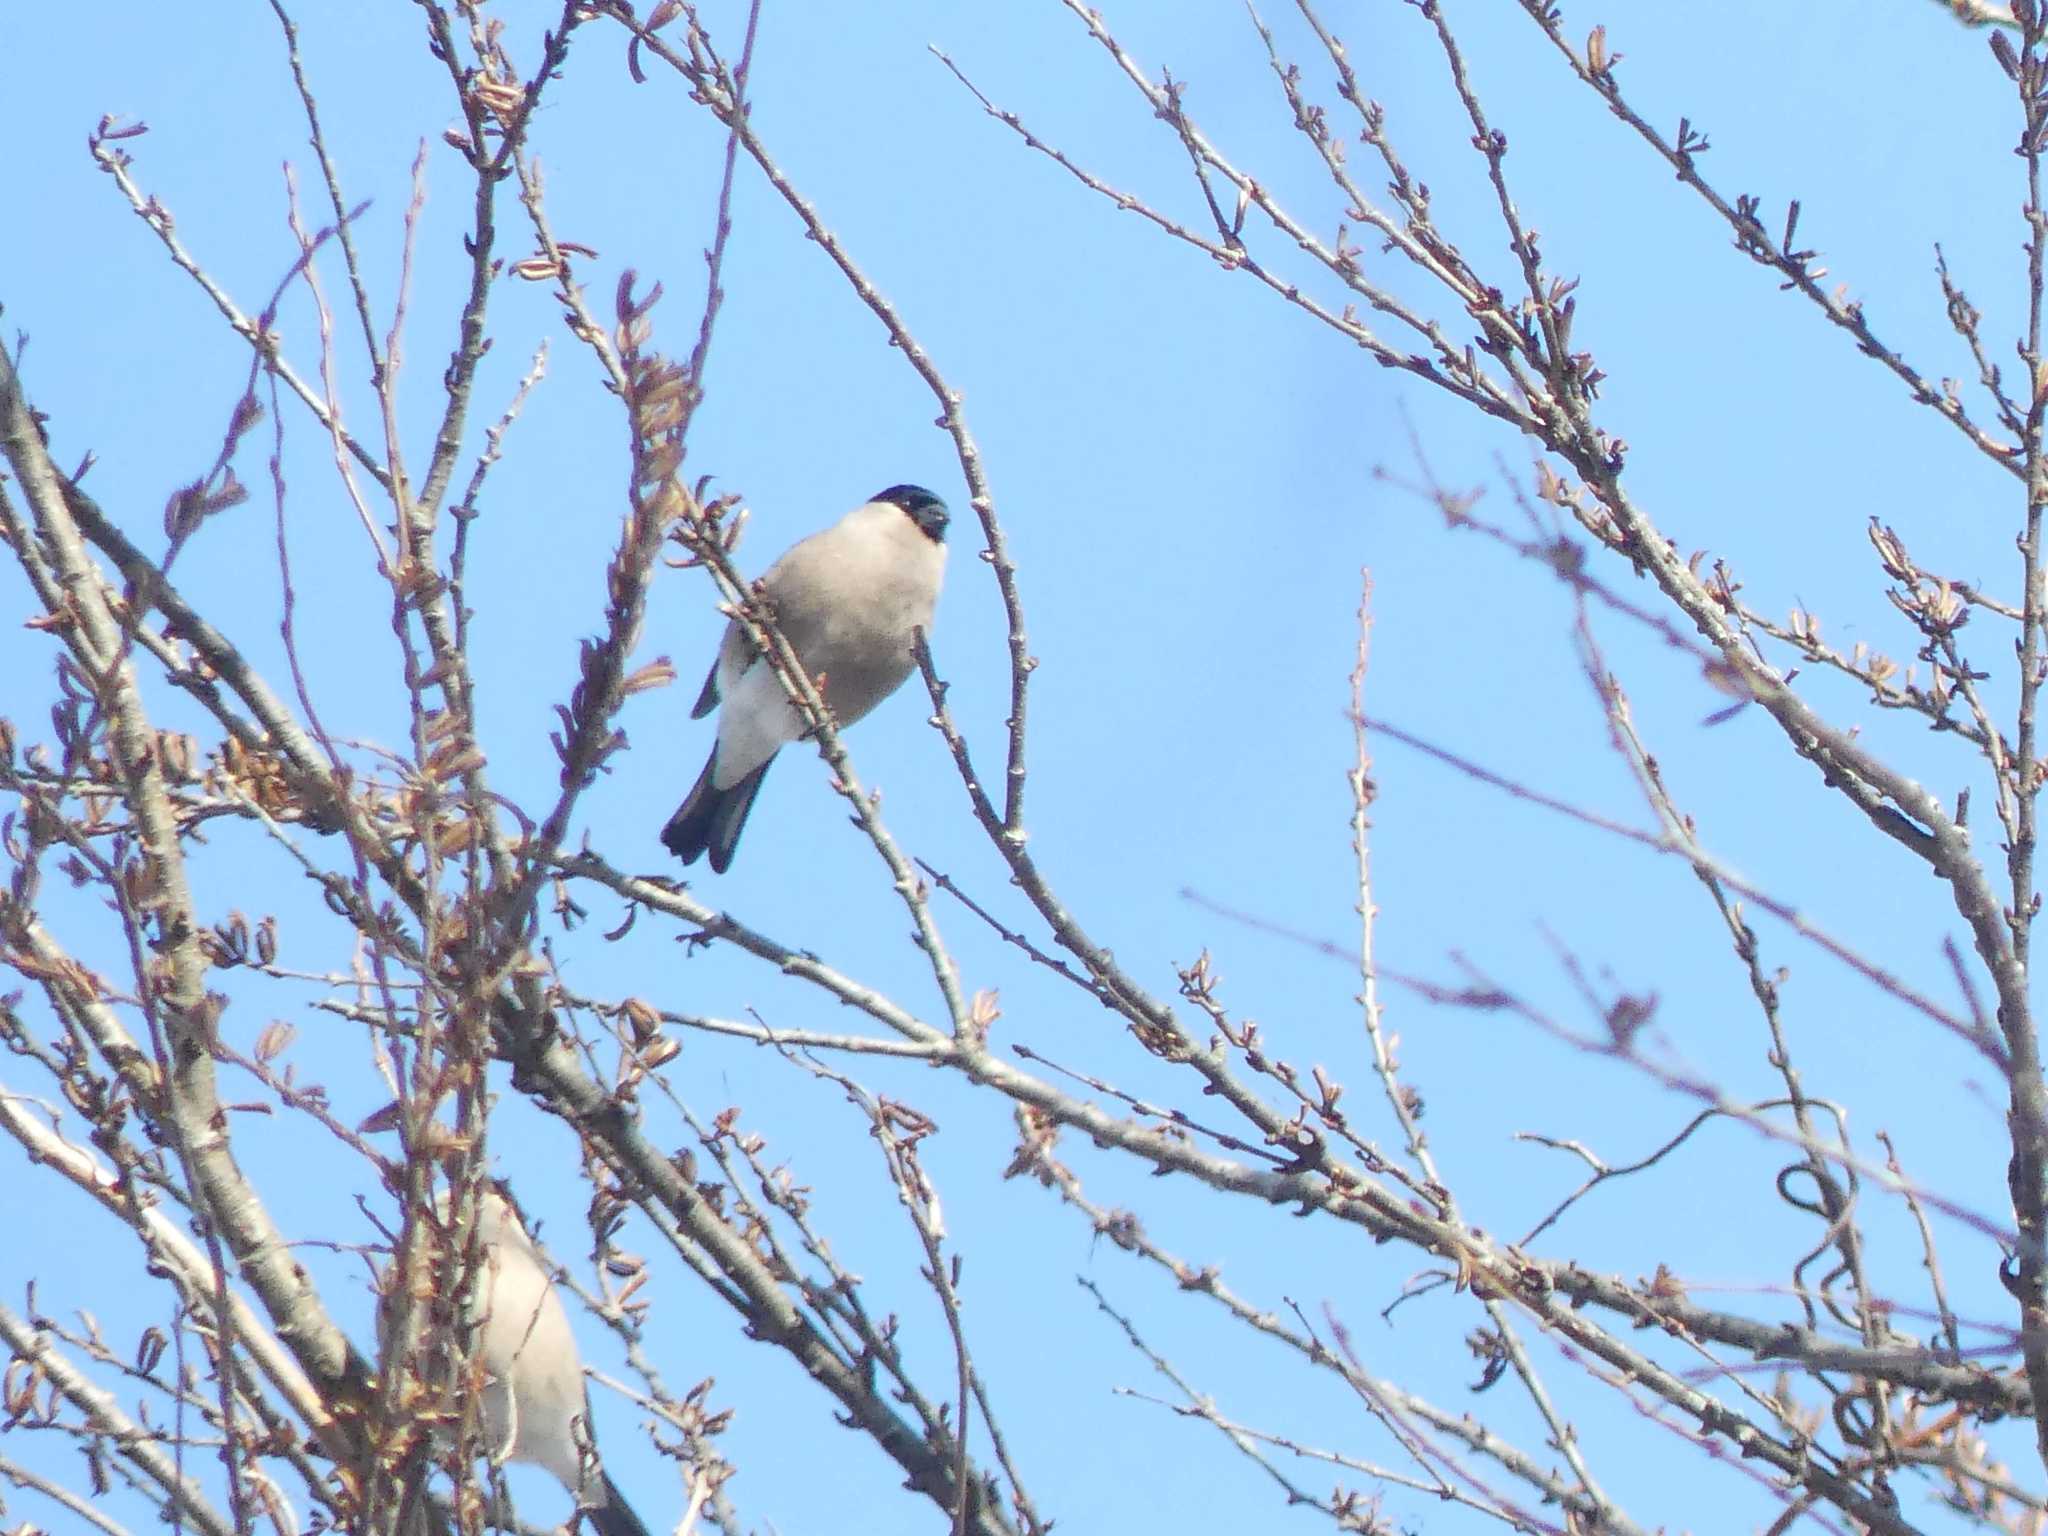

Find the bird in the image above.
[
  {"left": 662, "top": 483, "right": 950, "bottom": 872},
  {"left": 386, "top": 1186, "right": 652, "bottom": 1536}
]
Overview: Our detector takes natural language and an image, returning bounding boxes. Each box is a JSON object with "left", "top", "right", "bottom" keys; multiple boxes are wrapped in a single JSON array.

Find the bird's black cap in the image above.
[{"left": 873, "top": 483, "right": 949, "bottom": 543}]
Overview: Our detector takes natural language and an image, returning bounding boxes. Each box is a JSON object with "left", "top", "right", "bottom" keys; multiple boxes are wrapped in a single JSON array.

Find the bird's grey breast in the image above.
[{"left": 770, "top": 527, "right": 940, "bottom": 725}]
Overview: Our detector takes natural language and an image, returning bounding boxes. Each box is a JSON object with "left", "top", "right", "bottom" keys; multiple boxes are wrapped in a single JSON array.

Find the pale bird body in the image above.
[
  {"left": 387, "top": 1189, "right": 651, "bottom": 1536},
  {"left": 663, "top": 484, "right": 949, "bottom": 871}
]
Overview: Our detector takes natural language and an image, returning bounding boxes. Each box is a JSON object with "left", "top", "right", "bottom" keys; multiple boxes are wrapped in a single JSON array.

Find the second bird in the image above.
[{"left": 661, "top": 484, "right": 949, "bottom": 872}]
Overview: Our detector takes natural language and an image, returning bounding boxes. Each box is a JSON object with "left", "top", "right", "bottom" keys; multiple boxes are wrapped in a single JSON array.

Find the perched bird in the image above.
[
  {"left": 387, "top": 1187, "right": 651, "bottom": 1536},
  {"left": 662, "top": 483, "right": 950, "bottom": 871}
]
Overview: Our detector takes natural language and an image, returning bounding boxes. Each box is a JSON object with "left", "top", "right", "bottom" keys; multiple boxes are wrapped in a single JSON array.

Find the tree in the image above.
[{"left": 2, "top": 1, "right": 2040, "bottom": 1532}]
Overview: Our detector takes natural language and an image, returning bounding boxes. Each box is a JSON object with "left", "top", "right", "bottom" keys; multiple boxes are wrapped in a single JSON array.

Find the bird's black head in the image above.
[{"left": 874, "top": 483, "right": 949, "bottom": 544}]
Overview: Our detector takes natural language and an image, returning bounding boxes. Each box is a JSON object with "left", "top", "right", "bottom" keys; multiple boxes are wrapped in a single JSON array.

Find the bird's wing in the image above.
[{"left": 692, "top": 617, "right": 754, "bottom": 719}]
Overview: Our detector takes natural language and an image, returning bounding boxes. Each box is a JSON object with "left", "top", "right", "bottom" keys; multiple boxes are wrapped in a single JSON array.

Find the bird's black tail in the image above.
[
  {"left": 660, "top": 750, "right": 771, "bottom": 873},
  {"left": 587, "top": 1472, "right": 654, "bottom": 1536}
]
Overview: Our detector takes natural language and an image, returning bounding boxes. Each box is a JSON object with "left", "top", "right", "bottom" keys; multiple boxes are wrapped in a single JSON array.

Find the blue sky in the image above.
[{"left": 1, "top": 2, "right": 2037, "bottom": 1533}]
